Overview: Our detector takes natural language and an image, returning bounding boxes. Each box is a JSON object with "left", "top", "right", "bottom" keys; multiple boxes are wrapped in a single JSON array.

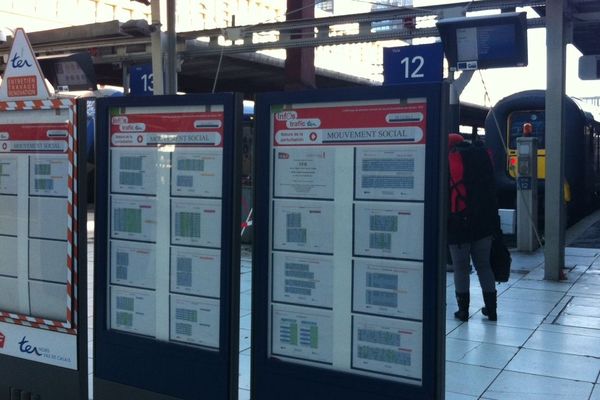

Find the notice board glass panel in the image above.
[
  {"left": 107, "top": 104, "right": 225, "bottom": 350},
  {"left": 0, "top": 106, "right": 76, "bottom": 326},
  {"left": 267, "top": 98, "right": 428, "bottom": 385}
]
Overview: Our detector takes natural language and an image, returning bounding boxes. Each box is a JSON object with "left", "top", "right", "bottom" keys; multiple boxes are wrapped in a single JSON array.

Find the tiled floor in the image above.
[{"left": 87, "top": 214, "right": 600, "bottom": 399}]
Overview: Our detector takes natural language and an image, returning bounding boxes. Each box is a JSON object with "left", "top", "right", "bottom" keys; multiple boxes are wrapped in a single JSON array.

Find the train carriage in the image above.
[{"left": 485, "top": 90, "right": 600, "bottom": 221}]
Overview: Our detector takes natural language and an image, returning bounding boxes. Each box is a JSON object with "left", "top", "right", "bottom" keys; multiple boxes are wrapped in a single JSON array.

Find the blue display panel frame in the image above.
[
  {"left": 94, "top": 94, "right": 241, "bottom": 400},
  {"left": 252, "top": 84, "right": 447, "bottom": 400}
]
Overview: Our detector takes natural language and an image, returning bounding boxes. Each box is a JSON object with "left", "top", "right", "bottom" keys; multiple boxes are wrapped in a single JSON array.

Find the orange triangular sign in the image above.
[{"left": 0, "top": 28, "right": 51, "bottom": 101}]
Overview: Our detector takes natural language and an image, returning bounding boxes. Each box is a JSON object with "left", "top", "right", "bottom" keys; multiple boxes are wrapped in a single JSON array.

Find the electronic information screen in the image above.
[
  {"left": 267, "top": 99, "right": 427, "bottom": 384},
  {"left": 107, "top": 105, "right": 225, "bottom": 349}
]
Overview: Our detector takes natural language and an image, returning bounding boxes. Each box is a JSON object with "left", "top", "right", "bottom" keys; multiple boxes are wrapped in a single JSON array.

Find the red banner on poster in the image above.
[
  {"left": 110, "top": 112, "right": 224, "bottom": 147},
  {"left": 273, "top": 102, "right": 427, "bottom": 146}
]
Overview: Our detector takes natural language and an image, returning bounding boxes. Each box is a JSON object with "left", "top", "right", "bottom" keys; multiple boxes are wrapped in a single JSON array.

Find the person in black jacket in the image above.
[{"left": 448, "top": 133, "right": 498, "bottom": 321}]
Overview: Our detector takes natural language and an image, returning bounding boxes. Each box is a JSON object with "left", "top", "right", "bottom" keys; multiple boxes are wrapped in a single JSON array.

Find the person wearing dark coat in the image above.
[{"left": 448, "top": 133, "right": 498, "bottom": 321}]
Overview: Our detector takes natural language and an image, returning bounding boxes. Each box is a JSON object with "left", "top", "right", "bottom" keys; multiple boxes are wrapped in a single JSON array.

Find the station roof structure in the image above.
[{"left": 0, "top": 0, "right": 597, "bottom": 98}]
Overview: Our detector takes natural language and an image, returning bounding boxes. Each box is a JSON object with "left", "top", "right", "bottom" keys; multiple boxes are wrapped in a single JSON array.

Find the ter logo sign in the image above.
[{"left": 383, "top": 42, "right": 444, "bottom": 85}]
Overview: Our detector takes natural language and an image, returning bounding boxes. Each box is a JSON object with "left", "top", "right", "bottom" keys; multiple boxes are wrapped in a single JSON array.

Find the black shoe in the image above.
[
  {"left": 454, "top": 292, "right": 470, "bottom": 322},
  {"left": 482, "top": 291, "right": 497, "bottom": 321}
]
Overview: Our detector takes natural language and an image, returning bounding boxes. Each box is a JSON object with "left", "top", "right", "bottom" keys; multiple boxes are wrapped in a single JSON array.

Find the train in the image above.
[{"left": 484, "top": 90, "right": 600, "bottom": 220}]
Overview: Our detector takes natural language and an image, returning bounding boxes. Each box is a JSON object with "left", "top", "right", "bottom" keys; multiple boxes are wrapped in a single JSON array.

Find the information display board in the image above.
[
  {"left": 253, "top": 85, "right": 446, "bottom": 400},
  {"left": 0, "top": 100, "right": 81, "bottom": 369},
  {"left": 95, "top": 94, "right": 241, "bottom": 400}
]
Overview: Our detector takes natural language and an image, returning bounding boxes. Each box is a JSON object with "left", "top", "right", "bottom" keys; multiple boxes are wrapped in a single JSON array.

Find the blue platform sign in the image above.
[
  {"left": 384, "top": 43, "right": 444, "bottom": 84},
  {"left": 129, "top": 64, "right": 154, "bottom": 96}
]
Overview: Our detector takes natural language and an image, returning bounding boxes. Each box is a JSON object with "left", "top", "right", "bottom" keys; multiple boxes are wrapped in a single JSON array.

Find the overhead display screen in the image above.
[
  {"left": 107, "top": 105, "right": 225, "bottom": 349},
  {"left": 437, "top": 12, "right": 528, "bottom": 71},
  {"left": 266, "top": 98, "right": 428, "bottom": 384}
]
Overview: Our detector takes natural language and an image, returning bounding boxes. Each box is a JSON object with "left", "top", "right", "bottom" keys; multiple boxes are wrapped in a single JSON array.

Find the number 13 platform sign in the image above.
[{"left": 384, "top": 43, "right": 444, "bottom": 85}]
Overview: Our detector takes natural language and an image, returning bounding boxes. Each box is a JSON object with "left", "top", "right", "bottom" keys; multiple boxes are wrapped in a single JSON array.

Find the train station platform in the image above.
[{"left": 86, "top": 210, "right": 600, "bottom": 400}]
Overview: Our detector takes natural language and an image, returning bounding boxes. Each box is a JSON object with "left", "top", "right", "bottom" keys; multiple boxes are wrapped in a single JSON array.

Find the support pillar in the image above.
[
  {"left": 544, "top": 0, "right": 567, "bottom": 280},
  {"left": 284, "top": 0, "right": 315, "bottom": 90}
]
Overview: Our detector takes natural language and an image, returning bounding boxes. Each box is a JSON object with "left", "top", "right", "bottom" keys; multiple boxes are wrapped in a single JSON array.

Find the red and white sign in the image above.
[
  {"left": 0, "top": 28, "right": 52, "bottom": 100},
  {"left": 0, "top": 331, "right": 5, "bottom": 349},
  {"left": 273, "top": 103, "right": 427, "bottom": 146},
  {"left": 110, "top": 112, "right": 224, "bottom": 147},
  {"left": 0, "top": 123, "right": 69, "bottom": 153}
]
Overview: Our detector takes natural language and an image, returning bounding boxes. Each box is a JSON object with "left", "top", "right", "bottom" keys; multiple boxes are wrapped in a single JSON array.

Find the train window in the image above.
[{"left": 507, "top": 111, "right": 545, "bottom": 148}]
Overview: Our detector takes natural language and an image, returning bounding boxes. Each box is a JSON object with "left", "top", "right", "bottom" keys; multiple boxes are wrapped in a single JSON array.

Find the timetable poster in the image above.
[
  {"left": 352, "top": 315, "right": 422, "bottom": 381},
  {"left": 354, "top": 146, "right": 426, "bottom": 201},
  {"left": 111, "top": 196, "right": 157, "bottom": 242},
  {"left": 108, "top": 107, "right": 226, "bottom": 348},
  {"left": 110, "top": 285, "right": 156, "bottom": 337},
  {"left": 110, "top": 240, "right": 156, "bottom": 289},
  {"left": 353, "top": 202, "right": 424, "bottom": 260},
  {"left": 271, "top": 304, "right": 333, "bottom": 364},
  {"left": 0, "top": 115, "right": 73, "bottom": 324},
  {"left": 352, "top": 259, "right": 423, "bottom": 320},
  {"left": 110, "top": 148, "right": 158, "bottom": 195},
  {"left": 273, "top": 147, "right": 335, "bottom": 199},
  {"left": 0, "top": 156, "right": 17, "bottom": 194},
  {"left": 170, "top": 294, "right": 220, "bottom": 348},
  {"left": 171, "top": 198, "right": 222, "bottom": 247},
  {"left": 170, "top": 246, "right": 221, "bottom": 298},
  {"left": 272, "top": 252, "right": 334, "bottom": 308},
  {"left": 272, "top": 200, "right": 334, "bottom": 254},
  {"left": 267, "top": 98, "right": 431, "bottom": 385},
  {"left": 171, "top": 149, "right": 223, "bottom": 198},
  {"left": 29, "top": 156, "right": 69, "bottom": 197}
]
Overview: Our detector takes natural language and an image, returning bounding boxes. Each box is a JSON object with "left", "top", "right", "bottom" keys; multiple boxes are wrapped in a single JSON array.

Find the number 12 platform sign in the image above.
[{"left": 384, "top": 43, "right": 444, "bottom": 85}]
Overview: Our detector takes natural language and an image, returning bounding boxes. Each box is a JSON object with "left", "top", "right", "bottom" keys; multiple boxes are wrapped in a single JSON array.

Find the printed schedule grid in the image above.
[
  {"left": 108, "top": 110, "right": 224, "bottom": 350},
  {"left": 267, "top": 99, "right": 427, "bottom": 385},
  {"left": 0, "top": 149, "right": 71, "bottom": 323},
  {"left": 350, "top": 145, "right": 426, "bottom": 385}
]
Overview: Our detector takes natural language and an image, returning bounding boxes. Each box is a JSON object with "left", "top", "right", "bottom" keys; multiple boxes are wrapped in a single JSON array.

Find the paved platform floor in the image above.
[{"left": 87, "top": 216, "right": 600, "bottom": 399}]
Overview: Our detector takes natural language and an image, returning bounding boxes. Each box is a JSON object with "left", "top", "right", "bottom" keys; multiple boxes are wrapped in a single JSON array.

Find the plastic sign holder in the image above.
[
  {"left": 94, "top": 93, "right": 242, "bottom": 400},
  {"left": 0, "top": 28, "right": 88, "bottom": 400},
  {"left": 253, "top": 84, "right": 448, "bottom": 400}
]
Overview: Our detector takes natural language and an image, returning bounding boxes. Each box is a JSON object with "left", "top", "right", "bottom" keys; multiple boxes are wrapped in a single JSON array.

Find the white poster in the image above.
[
  {"left": 354, "top": 146, "right": 425, "bottom": 201},
  {"left": 110, "top": 240, "right": 156, "bottom": 289},
  {"left": 271, "top": 304, "right": 333, "bottom": 364},
  {"left": 352, "top": 315, "right": 422, "bottom": 381},
  {"left": 171, "top": 198, "right": 222, "bottom": 248},
  {"left": 0, "top": 321, "right": 77, "bottom": 370},
  {"left": 272, "top": 252, "right": 333, "bottom": 308},
  {"left": 273, "top": 200, "right": 334, "bottom": 254},
  {"left": 169, "top": 294, "right": 220, "bottom": 348},
  {"left": 171, "top": 149, "right": 223, "bottom": 198},
  {"left": 0, "top": 276, "right": 18, "bottom": 313},
  {"left": 0, "top": 156, "right": 17, "bottom": 194},
  {"left": 0, "top": 236, "right": 17, "bottom": 277},
  {"left": 29, "top": 197, "right": 68, "bottom": 240},
  {"left": 29, "top": 239, "right": 68, "bottom": 283},
  {"left": 111, "top": 196, "right": 157, "bottom": 242},
  {"left": 0, "top": 195, "right": 17, "bottom": 236},
  {"left": 353, "top": 259, "right": 423, "bottom": 320},
  {"left": 29, "top": 281, "right": 67, "bottom": 322},
  {"left": 110, "top": 149, "right": 158, "bottom": 195},
  {"left": 170, "top": 246, "right": 221, "bottom": 298},
  {"left": 274, "top": 147, "right": 335, "bottom": 199},
  {"left": 110, "top": 286, "right": 156, "bottom": 337},
  {"left": 353, "top": 202, "right": 424, "bottom": 260},
  {"left": 29, "top": 155, "right": 69, "bottom": 197}
]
